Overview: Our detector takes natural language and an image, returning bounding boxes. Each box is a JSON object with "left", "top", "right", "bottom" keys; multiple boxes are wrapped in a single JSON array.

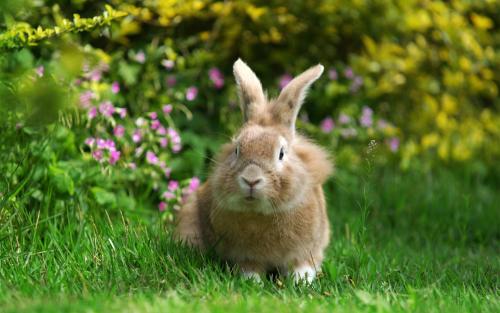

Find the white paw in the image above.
[
  {"left": 292, "top": 265, "right": 316, "bottom": 284},
  {"left": 241, "top": 271, "right": 262, "bottom": 283}
]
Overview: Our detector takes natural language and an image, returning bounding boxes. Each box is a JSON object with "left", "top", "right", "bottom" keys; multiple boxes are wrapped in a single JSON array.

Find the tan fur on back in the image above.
[{"left": 175, "top": 60, "right": 332, "bottom": 276}]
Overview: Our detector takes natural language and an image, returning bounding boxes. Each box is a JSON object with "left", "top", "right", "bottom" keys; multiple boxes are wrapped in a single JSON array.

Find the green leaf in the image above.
[
  {"left": 48, "top": 165, "right": 75, "bottom": 195},
  {"left": 91, "top": 187, "right": 117, "bottom": 207},
  {"left": 118, "top": 60, "right": 140, "bottom": 85},
  {"left": 117, "top": 193, "right": 136, "bottom": 210}
]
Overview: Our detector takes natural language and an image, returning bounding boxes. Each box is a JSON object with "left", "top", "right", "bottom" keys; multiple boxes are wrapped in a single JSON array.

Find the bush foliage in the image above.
[{"left": 0, "top": 0, "right": 499, "bottom": 214}]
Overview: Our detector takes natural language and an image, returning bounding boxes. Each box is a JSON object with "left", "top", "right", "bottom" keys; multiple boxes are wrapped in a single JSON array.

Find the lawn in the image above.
[{"left": 1, "top": 167, "right": 498, "bottom": 313}]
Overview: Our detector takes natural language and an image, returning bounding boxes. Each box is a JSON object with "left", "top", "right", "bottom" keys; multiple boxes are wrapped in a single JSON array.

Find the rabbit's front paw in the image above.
[
  {"left": 292, "top": 264, "right": 316, "bottom": 284},
  {"left": 241, "top": 271, "right": 262, "bottom": 283}
]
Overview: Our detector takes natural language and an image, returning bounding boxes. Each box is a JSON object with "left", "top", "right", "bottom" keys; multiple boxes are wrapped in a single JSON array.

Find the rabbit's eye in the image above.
[
  {"left": 235, "top": 146, "right": 239, "bottom": 156},
  {"left": 279, "top": 147, "right": 285, "bottom": 161}
]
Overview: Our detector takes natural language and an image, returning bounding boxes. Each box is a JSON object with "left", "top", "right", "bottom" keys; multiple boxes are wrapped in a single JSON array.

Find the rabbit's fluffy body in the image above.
[{"left": 175, "top": 60, "right": 332, "bottom": 282}]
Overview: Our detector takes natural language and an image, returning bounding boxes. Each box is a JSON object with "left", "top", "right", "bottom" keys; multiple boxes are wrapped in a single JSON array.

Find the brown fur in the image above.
[{"left": 175, "top": 59, "right": 332, "bottom": 279}]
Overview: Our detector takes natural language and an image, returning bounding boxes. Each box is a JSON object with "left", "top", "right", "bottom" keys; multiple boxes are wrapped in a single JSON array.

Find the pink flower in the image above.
[
  {"left": 128, "top": 162, "right": 137, "bottom": 169},
  {"left": 171, "top": 134, "right": 181, "bottom": 144},
  {"left": 338, "top": 113, "right": 351, "bottom": 124},
  {"left": 167, "top": 128, "right": 178, "bottom": 138},
  {"left": 117, "top": 108, "right": 127, "bottom": 119},
  {"left": 107, "top": 140, "right": 116, "bottom": 150},
  {"left": 164, "top": 167, "right": 172, "bottom": 178},
  {"left": 166, "top": 75, "right": 177, "bottom": 87},
  {"left": 377, "top": 119, "right": 388, "bottom": 130},
  {"left": 160, "top": 137, "right": 168, "bottom": 147},
  {"left": 132, "top": 130, "right": 142, "bottom": 143},
  {"left": 157, "top": 126, "right": 166, "bottom": 135},
  {"left": 186, "top": 86, "right": 198, "bottom": 101},
  {"left": 88, "top": 107, "right": 97, "bottom": 119},
  {"left": 96, "top": 138, "right": 106, "bottom": 149},
  {"left": 162, "top": 191, "right": 175, "bottom": 199},
  {"left": 166, "top": 128, "right": 182, "bottom": 152},
  {"left": 350, "top": 76, "right": 363, "bottom": 93},
  {"left": 209, "top": 67, "right": 222, "bottom": 79},
  {"left": 163, "top": 104, "right": 173, "bottom": 115},
  {"left": 344, "top": 67, "right": 354, "bottom": 79},
  {"left": 168, "top": 180, "right": 179, "bottom": 191},
  {"left": 172, "top": 144, "right": 182, "bottom": 153},
  {"left": 97, "top": 139, "right": 115, "bottom": 150},
  {"left": 84, "top": 137, "right": 95, "bottom": 146},
  {"left": 279, "top": 74, "right": 293, "bottom": 90},
  {"left": 161, "top": 59, "right": 175, "bottom": 69},
  {"left": 388, "top": 137, "right": 399, "bottom": 152},
  {"left": 113, "top": 125, "right": 125, "bottom": 138},
  {"left": 146, "top": 151, "right": 158, "bottom": 164},
  {"left": 320, "top": 117, "right": 335, "bottom": 133},
  {"left": 360, "top": 115, "right": 373, "bottom": 127},
  {"left": 158, "top": 161, "right": 166, "bottom": 169},
  {"left": 89, "top": 69, "right": 102, "bottom": 82},
  {"left": 362, "top": 106, "right": 373, "bottom": 116},
  {"left": 92, "top": 149, "right": 103, "bottom": 161},
  {"left": 79, "top": 91, "right": 95, "bottom": 108},
  {"left": 135, "top": 51, "right": 146, "bottom": 63},
  {"left": 111, "top": 82, "right": 120, "bottom": 94},
  {"left": 109, "top": 150, "right": 121, "bottom": 165},
  {"left": 158, "top": 202, "right": 167, "bottom": 212},
  {"left": 189, "top": 177, "right": 201, "bottom": 193},
  {"left": 35, "top": 65, "right": 44, "bottom": 77},
  {"left": 328, "top": 69, "right": 338, "bottom": 80},
  {"left": 151, "top": 120, "right": 161, "bottom": 130},
  {"left": 209, "top": 67, "right": 225, "bottom": 89},
  {"left": 98, "top": 101, "right": 115, "bottom": 117},
  {"left": 148, "top": 112, "right": 158, "bottom": 120},
  {"left": 359, "top": 106, "right": 373, "bottom": 127}
]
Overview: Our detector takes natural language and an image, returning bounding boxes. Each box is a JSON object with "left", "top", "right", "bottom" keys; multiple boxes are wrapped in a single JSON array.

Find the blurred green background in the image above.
[{"left": 0, "top": 1, "right": 499, "bottom": 312}]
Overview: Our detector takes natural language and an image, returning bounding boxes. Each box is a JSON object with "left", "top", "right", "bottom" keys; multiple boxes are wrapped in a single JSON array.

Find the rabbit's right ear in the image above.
[{"left": 233, "top": 59, "right": 266, "bottom": 122}]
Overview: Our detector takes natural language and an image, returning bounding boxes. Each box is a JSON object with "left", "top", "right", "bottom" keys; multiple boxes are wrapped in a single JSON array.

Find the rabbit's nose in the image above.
[{"left": 242, "top": 177, "right": 262, "bottom": 188}]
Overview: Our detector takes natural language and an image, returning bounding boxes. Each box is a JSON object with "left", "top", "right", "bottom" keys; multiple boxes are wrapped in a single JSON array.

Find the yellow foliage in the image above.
[
  {"left": 400, "top": 140, "right": 419, "bottom": 169},
  {"left": 421, "top": 133, "right": 440, "bottom": 149},
  {"left": 406, "top": 10, "right": 432, "bottom": 31},
  {"left": 441, "top": 94, "right": 457, "bottom": 114},
  {"left": 458, "top": 56, "right": 472, "bottom": 72},
  {"left": 438, "top": 141, "right": 449, "bottom": 160},
  {"left": 119, "top": 19, "right": 141, "bottom": 36},
  {"left": 436, "top": 112, "right": 449, "bottom": 130},
  {"left": 470, "top": 13, "right": 493, "bottom": 30},
  {"left": 245, "top": 4, "right": 266, "bottom": 21},
  {"left": 452, "top": 142, "right": 472, "bottom": 161}
]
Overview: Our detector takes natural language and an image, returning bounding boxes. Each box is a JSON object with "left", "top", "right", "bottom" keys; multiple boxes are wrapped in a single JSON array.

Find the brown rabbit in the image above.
[{"left": 175, "top": 59, "right": 332, "bottom": 283}]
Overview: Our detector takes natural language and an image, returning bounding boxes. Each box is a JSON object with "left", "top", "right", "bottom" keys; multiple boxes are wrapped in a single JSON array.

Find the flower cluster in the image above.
[
  {"left": 85, "top": 138, "right": 121, "bottom": 165},
  {"left": 158, "top": 176, "right": 201, "bottom": 212},
  {"left": 328, "top": 66, "right": 364, "bottom": 93},
  {"left": 319, "top": 105, "right": 400, "bottom": 153},
  {"left": 75, "top": 55, "right": 202, "bottom": 214},
  {"left": 209, "top": 68, "right": 225, "bottom": 89}
]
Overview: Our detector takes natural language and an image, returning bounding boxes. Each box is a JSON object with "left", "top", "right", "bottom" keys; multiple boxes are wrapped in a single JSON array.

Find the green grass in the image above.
[{"left": 0, "top": 167, "right": 498, "bottom": 312}]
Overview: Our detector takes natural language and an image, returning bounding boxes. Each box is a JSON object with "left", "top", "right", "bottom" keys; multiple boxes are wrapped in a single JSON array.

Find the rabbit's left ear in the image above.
[{"left": 272, "top": 64, "right": 324, "bottom": 134}]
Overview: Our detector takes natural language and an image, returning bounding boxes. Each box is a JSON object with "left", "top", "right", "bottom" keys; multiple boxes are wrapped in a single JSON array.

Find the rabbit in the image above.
[{"left": 175, "top": 59, "right": 333, "bottom": 283}]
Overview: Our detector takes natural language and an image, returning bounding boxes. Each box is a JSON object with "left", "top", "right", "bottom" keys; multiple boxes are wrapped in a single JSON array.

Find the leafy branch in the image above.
[{"left": 0, "top": 5, "right": 127, "bottom": 51}]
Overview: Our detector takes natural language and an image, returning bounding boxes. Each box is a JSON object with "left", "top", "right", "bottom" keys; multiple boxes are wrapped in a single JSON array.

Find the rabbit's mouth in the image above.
[{"left": 244, "top": 195, "right": 257, "bottom": 201}]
